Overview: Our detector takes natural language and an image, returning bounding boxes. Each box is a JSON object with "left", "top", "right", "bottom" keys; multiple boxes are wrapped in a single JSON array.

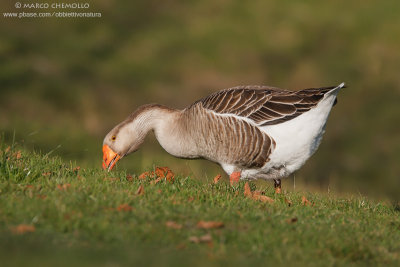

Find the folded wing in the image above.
[{"left": 196, "top": 85, "right": 338, "bottom": 126}]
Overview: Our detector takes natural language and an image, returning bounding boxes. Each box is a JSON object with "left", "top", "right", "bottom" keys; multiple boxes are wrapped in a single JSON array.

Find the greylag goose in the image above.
[{"left": 103, "top": 83, "right": 345, "bottom": 190}]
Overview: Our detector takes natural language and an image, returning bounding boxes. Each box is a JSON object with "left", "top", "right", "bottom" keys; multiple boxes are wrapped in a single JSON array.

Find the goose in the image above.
[{"left": 103, "top": 82, "right": 345, "bottom": 190}]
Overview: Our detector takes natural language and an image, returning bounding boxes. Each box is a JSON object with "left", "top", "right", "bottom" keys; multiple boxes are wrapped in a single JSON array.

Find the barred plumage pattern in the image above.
[
  {"left": 180, "top": 85, "right": 338, "bottom": 168},
  {"left": 195, "top": 85, "right": 337, "bottom": 126}
]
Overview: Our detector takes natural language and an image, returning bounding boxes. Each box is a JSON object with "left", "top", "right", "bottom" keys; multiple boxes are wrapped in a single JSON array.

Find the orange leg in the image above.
[
  {"left": 274, "top": 179, "right": 282, "bottom": 194},
  {"left": 230, "top": 171, "right": 241, "bottom": 186}
]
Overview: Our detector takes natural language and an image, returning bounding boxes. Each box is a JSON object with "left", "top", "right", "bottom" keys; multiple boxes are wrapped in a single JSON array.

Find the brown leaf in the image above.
[
  {"left": 11, "top": 224, "right": 36, "bottom": 234},
  {"left": 286, "top": 217, "right": 298, "bottom": 224},
  {"left": 57, "top": 184, "right": 71, "bottom": 191},
  {"left": 155, "top": 167, "right": 168, "bottom": 178},
  {"left": 73, "top": 166, "right": 80, "bottom": 173},
  {"left": 244, "top": 182, "right": 252, "bottom": 197},
  {"left": 244, "top": 182, "right": 274, "bottom": 203},
  {"left": 284, "top": 198, "right": 293, "bottom": 207},
  {"left": 253, "top": 190, "right": 264, "bottom": 196},
  {"left": 165, "top": 221, "right": 182, "bottom": 229},
  {"left": 138, "top": 171, "right": 149, "bottom": 179},
  {"left": 189, "top": 234, "right": 212, "bottom": 244},
  {"left": 126, "top": 174, "right": 133, "bottom": 182},
  {"left": 196, "top": 221, "right": 224, "bottom": 229},
  {"left": 42, "top": 172, "right": 51, "bottom": 176},
  {"left": 151, "top": 177, "right": 163, "bottom": 185},
  {"left": 165, "top": 170, "right": 175, "bottom": 182},
  {"left": 117, "top": 204, "right": 133, "bottom": 212},
  {"left": 213, "top": 174, "right": 222, "bottom": 184},
  {"left": 253, "top": 194, "right": 275, "bottom": 203},
  {"left": 15, "top": 151, "right": 22, "bottom": 159},
  {"left": 135, "top": 185, "right": 144, "bottom": 195},
  {"left": 5, "top": 146, "right": 10, "bottom": 153},
  {"left": 301, "top": 196, "right": 312, "bottom": 206},
  {"left": 275, "top": 187, "right": 282, "bottom": 194}
]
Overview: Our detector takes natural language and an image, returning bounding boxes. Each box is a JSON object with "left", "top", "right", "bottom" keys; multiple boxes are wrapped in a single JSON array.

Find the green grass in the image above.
[
  {"left": 1, "top": 0, "right": 400, "bottom": 197},
  {"left": 1, "top": 144, "right": 399, "bottom": 266}
]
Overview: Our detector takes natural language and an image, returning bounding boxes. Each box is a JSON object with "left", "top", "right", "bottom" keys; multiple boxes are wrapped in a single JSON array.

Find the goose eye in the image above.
[{"left": 111, "top": 135, "right": 116, "bottom": 141}]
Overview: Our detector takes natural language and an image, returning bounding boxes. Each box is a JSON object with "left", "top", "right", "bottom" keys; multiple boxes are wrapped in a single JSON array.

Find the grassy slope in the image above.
[
  {"left": 1, "top": 145, "right": 399, "bottom": 266},
  {"left": 1, "top": 0, "right": 400, "bottom": 196}
]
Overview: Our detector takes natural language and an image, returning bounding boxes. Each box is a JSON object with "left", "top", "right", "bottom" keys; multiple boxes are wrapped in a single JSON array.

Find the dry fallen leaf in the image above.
[
  {"left": 15, "top": 151, "right": 22, "bottom": 159},
  {"left": 213, "top": 174, "right": 222, "bottom": 184},
  {"left": 165, "top": 221, "right": 182, "bottom": 229},
  {"left": 244, "top": 182, "right": 274, "bottom": 203},
  {"left": 117, "top": 204, "right": 133, "bottom": 212},
  {"left": 199, "top": 234, "right": 212, "bottom": 243},
  {"left": 57, "top": 184, "right": 71, "bottom": 191},
  {"left": 139, "top": 167, "right": 175, "bottom": 183},
  {"left": 284, "top": 198, "right": 293, "bottom": 207},
  {"left": 151, "top": 177, "right": 163, "bottom": 185},
  {"left": 138, "top": 171, "right": 149, "bottom": 179},
  {"left": 253, "top": 190, "right": 264, "bottom": 196},
  {"left": 155, "top": 167, "right": 169, "bottom": 178},
  {"left": 11, "top": 224, "right": 35, "bottom": 234},
  {"left": 253, "top": 194, "right": 275, "bottom": 203},
  {"left": 155, "top": 167, "right": 175, "bottom": 181},
  {"left": 42, "top": 172, "right": 51, "bottom": 176},
  {"left": 135, "top": 185, "right": 144, "bottom": 195},
  {"left": 286, "top": 217, "right": 298, "bottom": 224},
  {"left": 244, "top": 182, "right": 252, "bottom": 197},
  {"left": 301, "top": 196, "right": 312, "bottom": 206},
  {"left": 275, "top": 187, "right": 282, "bottom": 194},
  {"left": 196, "top": 221, "right": 224, "bottom": 229},
  {"left": 126, "top": 174, "right": 133, "bottom": 182},
  {"left": 165, "top": 170, "right": 175, "bottom": 182},
  {"left": 73, "top": 166, "right": 80, "bottom": 173},
  {"left": 189, "top": 234, "right": 212, "bottom": 244}
]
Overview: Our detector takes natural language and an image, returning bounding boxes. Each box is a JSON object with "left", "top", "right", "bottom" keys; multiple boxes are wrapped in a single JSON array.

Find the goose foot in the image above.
[
  {"left": 230, "top": 171, "right": 241, "bottom": 186},
  {"left": 274, "top": 179, "right": 282, "bottom": 194}
]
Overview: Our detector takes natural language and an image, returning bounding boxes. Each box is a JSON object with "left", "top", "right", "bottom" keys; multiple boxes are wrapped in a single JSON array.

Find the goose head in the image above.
[
  {"left": 102, "top": 108, "right": 153, "bottom": 171},
  {"left": 102, "top": 104, "right": 171, "bottom": 171},
  {"left": 102, "top": 123, "right": 142, "bottom": 171}
]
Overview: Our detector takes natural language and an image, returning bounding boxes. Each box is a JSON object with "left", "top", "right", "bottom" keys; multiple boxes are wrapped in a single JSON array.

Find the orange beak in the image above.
[{"left": 102, "top": 144, "right": 121, "bottom": 171}]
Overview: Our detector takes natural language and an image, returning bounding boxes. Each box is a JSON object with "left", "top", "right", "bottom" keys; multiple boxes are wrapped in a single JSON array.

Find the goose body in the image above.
[{"left": 103, "top": 83, "right": 345, "bottom": 184}]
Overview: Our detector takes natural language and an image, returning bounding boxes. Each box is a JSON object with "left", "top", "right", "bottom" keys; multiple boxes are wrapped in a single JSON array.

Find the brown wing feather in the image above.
[{"left": 194, "top": 85, "right": 337, "bottom": 126}]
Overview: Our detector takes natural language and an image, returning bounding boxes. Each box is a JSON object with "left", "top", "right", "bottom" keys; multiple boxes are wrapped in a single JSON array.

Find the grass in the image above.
[
  {"left": 1, "top": 0, "right": 400, "bottom": 197},
  {"left": 1, "top": 144, "right": 400, "bottom": 266}
]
